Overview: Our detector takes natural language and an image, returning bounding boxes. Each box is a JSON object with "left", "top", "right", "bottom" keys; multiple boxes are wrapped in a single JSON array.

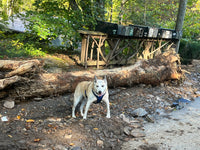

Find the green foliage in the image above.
[
  {"left": 183, "top": 0, "right": 200, "bottom": 38},
  {"left": 0, "top": 33, "right": 46, "bottom": 58},
  {"left": 1, "top": 0, "right": 200, "bottom": 58},
  {"left": 179, "top": 39, "right": 200, "bottom": 64},
  {"left": 25, "top": 0, "right": 100, "bottom": 49}
]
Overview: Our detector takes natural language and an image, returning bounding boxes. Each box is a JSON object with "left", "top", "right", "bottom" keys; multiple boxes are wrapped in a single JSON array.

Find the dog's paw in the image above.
[
  {"left": 83, "top": 116, "right": 87, "bottom": 119},
  {"left": 72, "top": 115, "right": 76, "bottom": 118},
  {"left": 106, "top": 115, "right": 111, "bottom": 118}
]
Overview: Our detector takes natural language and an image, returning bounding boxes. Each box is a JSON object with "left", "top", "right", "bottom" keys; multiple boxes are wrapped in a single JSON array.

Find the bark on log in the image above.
[
  {"left": 0, "top": 59, "right": 42, "bottom": 90},
  {"left": 0, "top": 49, "right": 183, "bottom": 100}
]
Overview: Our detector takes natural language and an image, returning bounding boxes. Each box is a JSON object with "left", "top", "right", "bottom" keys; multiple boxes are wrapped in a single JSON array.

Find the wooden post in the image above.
[
  {"left": 81, "top": 36, "right": 86, "bottom": 64},
  {"left": 97, "top": 47, "right": 100, "bottom": 69},
  {"left": 84, "top": 35, "right": 90, "bottom": 68},
  {"left": 90, "top": 41, "right": 95, "bottom": 60},
  {"left": 175, "top": 0, "right": 188, "bottom": 53}
]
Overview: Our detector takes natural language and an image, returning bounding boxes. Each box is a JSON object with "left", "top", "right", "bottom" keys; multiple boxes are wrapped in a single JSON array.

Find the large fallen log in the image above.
[{"left": 0, "top": 49, "right": 183, "bottom": 100}]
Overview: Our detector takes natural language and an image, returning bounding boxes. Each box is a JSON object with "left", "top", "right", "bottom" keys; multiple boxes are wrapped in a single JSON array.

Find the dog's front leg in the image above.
[
  {"left": 83, "top": 100, "right": 93, "bottom": 119},
  {"left": 103, "top": 98, "right": 111, "bottom": 118},
  {"left": 106, "top": 99, "right": 111, "bottom": 118}
]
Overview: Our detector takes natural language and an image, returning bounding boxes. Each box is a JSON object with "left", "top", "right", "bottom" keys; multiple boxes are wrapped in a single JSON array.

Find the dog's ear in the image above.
[{"left": 94, "top": 75, "right": 97, "bottom": 83}]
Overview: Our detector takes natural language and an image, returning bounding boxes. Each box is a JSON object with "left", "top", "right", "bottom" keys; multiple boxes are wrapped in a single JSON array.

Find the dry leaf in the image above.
[
  {"left": 17, "top": 115, "right": 21, "bottom": 120},
  {"left": 26, "top": 119, "right": 35, "bottom": 123},
  {"left": 48, "top": 124, "right": 53, "bottom": 128},
  {"left": 93, "top": 128, "right": 99, "bottom": 130},
  {"left": 8, "top": 135, "right": 12, "bottom": 138},
  {"left": 34, "top": 138, "right": 41, "bottom": 142},
  {"left": 70, "top": 143, "right": 75, "bottom": 146}
]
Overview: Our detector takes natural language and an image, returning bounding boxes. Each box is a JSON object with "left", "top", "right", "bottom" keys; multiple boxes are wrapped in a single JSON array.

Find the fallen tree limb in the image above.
[
  {"left": 0, "top": 76, "right": 21, "bottom": 90},
  {"left": 0, "top": 49, "right": 183, "bottom": 100}
]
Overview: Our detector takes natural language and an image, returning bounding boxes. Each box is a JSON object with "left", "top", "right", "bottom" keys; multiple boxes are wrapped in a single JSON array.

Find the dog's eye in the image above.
[
  {"left": 102, "top": 85, "right": 104, "bottom": 87},
  {"left": 96, "top": 85, "right": 99, "bottom": 87}
]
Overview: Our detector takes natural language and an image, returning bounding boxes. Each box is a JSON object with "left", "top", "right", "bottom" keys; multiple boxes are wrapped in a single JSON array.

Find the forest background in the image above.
[{"left": 0, "top": 0, "right": 200, "bottom": 62}]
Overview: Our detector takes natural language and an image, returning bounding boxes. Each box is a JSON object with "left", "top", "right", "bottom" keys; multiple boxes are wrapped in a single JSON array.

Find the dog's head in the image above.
[{"left": 93, "top": 76, "right": 107, "bottom": 96}]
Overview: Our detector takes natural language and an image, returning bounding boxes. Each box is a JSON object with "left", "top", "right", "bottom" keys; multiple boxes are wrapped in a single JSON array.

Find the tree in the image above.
[{"left": 175, "top": 0, "right": 188, "bottom": 52}]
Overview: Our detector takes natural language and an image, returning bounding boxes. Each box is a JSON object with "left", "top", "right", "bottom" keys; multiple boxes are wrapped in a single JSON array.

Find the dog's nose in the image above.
[{"left": 98, "top": 91, "right": 102, "bottom": 95}]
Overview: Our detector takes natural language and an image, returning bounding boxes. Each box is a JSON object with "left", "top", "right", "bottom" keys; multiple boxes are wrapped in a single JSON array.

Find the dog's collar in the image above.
[{"left": 92, "top": 90, "right": 105, "bottom": 104}]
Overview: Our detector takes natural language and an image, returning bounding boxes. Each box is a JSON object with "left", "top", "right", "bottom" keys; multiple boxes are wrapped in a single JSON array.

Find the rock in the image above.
[
  {"left": 1, "top": 116, "right": 9, "bottom": 122},
  {"left": 72, "top": 147, "right": 82, "bottom": 150},
  {"left": 132, "top": 108, "right": 148, "bottom": 117},
  {"left": 195, "top": 91, "right": 200, "bottom": 96},
  {"left": 120, "top": 114, "right": 130, "bottom": 123},
  {"left": 145, "top": 114, "right": 155, "bottom": 123},
  {"left": 3, "top": 100, "right": 15, "bottom": 109},
  {"left": 97, "top": 140, "right": 104, "bottom": 147},
  {"left": 34, "top": 97, "right": 42, "bottom": 101},
  {"left": 160, "top": 83, "right": 165, "bottom": 87},
  {"left": 46, "top": 117, "right": 62, "bottom": 122},
  {"left": 124, "top": 126, "right": 132, "bottom": 135},
  {"left": 64, "top": 134, "right": 72, "bottom": 139},
  {"left": 147, "top": 94, "right": 154, "bottom": 98},
  {"left": 130, "top": 129, "right": 146, "bottom": 138},
  {"left": 130, "top": 122, "right": 142, "bottom": 128}
]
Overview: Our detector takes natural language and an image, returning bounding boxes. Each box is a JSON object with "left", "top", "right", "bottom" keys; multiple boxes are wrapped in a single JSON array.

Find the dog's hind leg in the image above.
[
  {"left": 72, "top": 95, "right": 83, "bottom": 118},
  {"left": 80, "top": 100, "right": 86, "bottom": 117}
]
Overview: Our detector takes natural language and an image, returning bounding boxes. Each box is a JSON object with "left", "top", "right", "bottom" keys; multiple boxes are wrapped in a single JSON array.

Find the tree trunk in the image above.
[
  {"left": 175, "top": 0, "right": 188, "bottom": 53},
  {"left": 0, "top": 49, "right": 183, "bottom": 101}
]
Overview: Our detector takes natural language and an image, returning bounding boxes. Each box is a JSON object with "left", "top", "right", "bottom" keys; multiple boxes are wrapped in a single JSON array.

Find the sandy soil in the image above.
[{"left": 122, "top": 97, "right": 200, "bottom": 150}]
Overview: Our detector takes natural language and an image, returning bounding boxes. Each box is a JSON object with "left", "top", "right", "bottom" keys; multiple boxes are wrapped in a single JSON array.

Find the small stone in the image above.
[
  {"left": 147, "top": 94, "right": 154, "bottom": 98},
  {"left": 72, "top": 147, "right": 82, "bottom": 150},
  {"left": 130, "top": 122, "right": 142, "bottom": 128},
  {"left": 195, "top": 91, "right": 200, "bottom": 96},
  {"left": 145, "top": 114, "right": 155, "bottom": 123},
  {"left": 160, "top": 83, "right": 165, "bottom": 87},
  {"left": 124, "top": 126, "right": 132, "bottom": 135},
  {"left": 132, "top": 108, "right": 148, "bottom": 117},
  {"left": 3, "top": 100, "right": 15, "bottom": 109},
  {"left": 120, "top": 114, "right": 130, "bottom": 123},
  {"left": 139, "top": 84, "right": 146, "bottom": 88},
  {"left": 55, "top": 145, "right": 68, "bottom": 150},
  {"left": 64, "top": 134, "right": 72, "bottom": 139},
  {"left": 130, "top": 129, "right": 146, "bottom": 138},
  {"left": 47, "top": 117, "right": 62, "bottom": 122},
  {"left": 34, "top": 98, "right": 42, "bottom": 101},
  {"left": 1, "top": 116, "right": 9, "bottom": 122},
  {"left": 97, "top": 140, "right": 104, "bottom": 147}
]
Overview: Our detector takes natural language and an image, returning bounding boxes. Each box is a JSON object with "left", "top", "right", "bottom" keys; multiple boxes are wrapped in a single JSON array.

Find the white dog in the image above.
[{"left": 72, "top": 76, "right": 110, "bottom": 119}]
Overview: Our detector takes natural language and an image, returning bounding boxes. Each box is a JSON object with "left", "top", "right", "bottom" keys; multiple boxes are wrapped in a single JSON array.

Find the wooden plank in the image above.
[
  {"left": 90, "top": 41, "right": 95, "bottom": 60},
  {"left": 84, "top": 35, "right": 90, "bottom": 68},
  {"left": 83, "top": 60, "right": 106, "bottom": 66},
  {"left": 78, "top": 30, "right": 107, "bottom": 36},
  {"left": 81, "top": 37, "right": 87, "bottom": 63}
]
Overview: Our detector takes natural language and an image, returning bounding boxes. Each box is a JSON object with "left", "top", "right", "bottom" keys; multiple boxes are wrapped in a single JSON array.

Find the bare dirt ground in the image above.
[{"left": 0, "top": 55, "right": 200, "bottom": 150}]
